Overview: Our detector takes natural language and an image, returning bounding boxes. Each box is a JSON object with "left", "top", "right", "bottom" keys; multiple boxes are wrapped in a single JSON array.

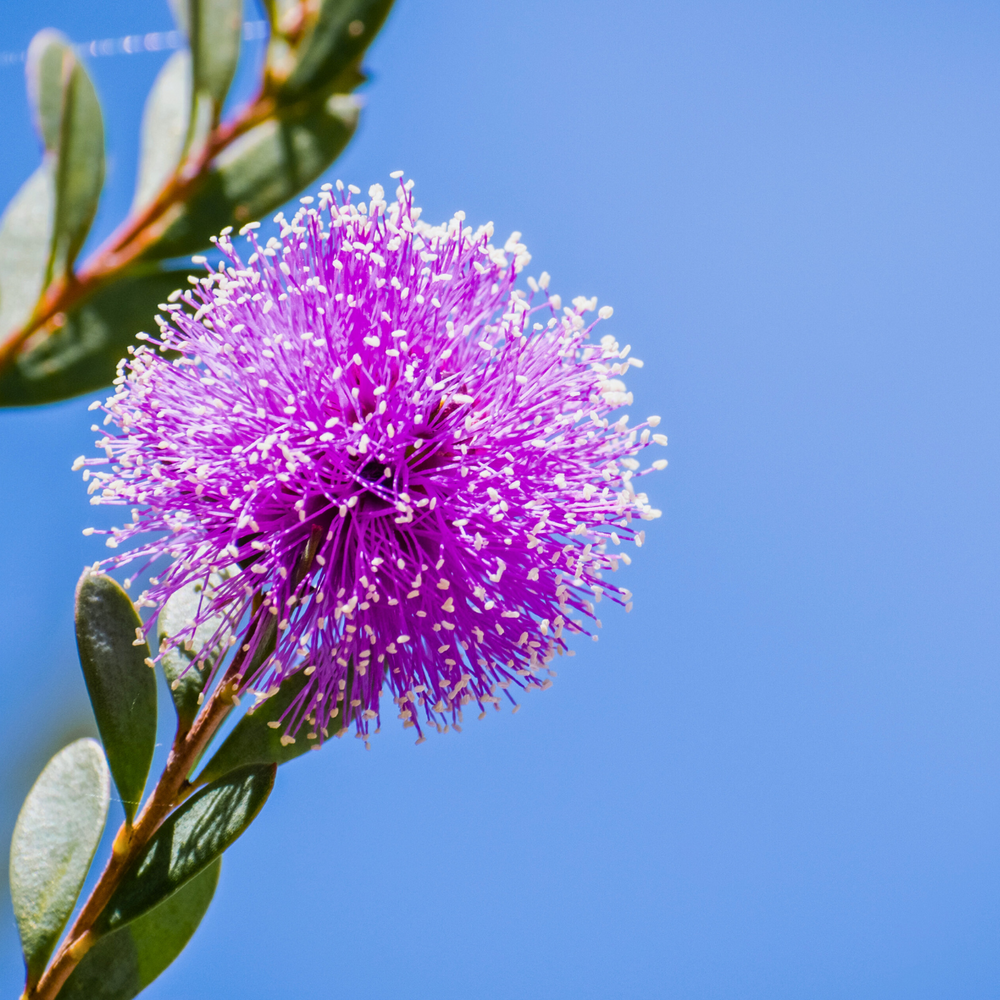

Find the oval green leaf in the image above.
[
  {"left": 190, "top": 0, "right": 244, "bottom": 112},
  {"left": 0, "top": 267, "right": 195, "bottom": 406},
  {"left": 56, "top": 858, "right": 220, "bottom": 1000},
  {"left": 75, "top": 570, "right": 157, "bottom": 824},
  {"left": 196, "top": 665, "right": 334, "bottom": 785},
  {"left": 158, "top": 568, "right": 237, "bottom": 729},
  {"left": 26, "top": 30, "right": 105, "bottom": 279},
  {"left": 26, "top": 30, "right": 70, "bottom": 153},
  {"left": 141, "top": 91, "right": 359, "bottom": 261},
  {"left": 9, "top": 739, "right": 110, "bottom": 986},
  {"left": 0, "top": 34, "right": 104, "bottom": 365},
  {"left": 97, "top": 764, "right": 275, "bottom": 933},
  {"left": 0, "top": 164, "right": 55, "bottom": 343},
  {"left": 133, "top": 51, "right": 192, "bottom": 213},
  {"left": 171, "top": 0, "right": 243, "bottom": 113},
  {"left": 51, "top": 54, "right": 105, "bottom": 277}
]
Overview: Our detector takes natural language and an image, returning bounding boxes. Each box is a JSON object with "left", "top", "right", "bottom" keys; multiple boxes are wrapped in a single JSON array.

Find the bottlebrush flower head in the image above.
[{"left": 77, "top": 175, "right": 665, "bottom": 745}]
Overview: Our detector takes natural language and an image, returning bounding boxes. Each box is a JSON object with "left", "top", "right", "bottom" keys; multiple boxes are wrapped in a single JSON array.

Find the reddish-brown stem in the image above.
[
  {"left": 23, "top": 662, "right": 247, "bottom": 1000},
  {"left": 0, "top": 91, "right": 276, "bottom": 376},
  {"left": 27, "top": 542, "right": 312, "bottom": 1000}
]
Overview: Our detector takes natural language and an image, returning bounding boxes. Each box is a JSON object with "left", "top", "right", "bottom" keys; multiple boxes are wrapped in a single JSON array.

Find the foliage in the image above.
[
  {"left": 0, "top": 0, "right": 392, "bottom": 407},
  {"left": 4, "top": 3, "right": 395, "bottom": 998}
]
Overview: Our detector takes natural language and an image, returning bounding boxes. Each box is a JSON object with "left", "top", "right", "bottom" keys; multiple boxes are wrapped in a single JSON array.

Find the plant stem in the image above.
[
  {"left": 23, "top": 639, "right": 257, "bottom": 1000},
  {"left": 24, "top": 506, "right": 319, "bottom": 998}
]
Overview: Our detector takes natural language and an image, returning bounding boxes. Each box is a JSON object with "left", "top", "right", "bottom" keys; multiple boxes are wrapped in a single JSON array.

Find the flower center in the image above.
[{"left": 356, "top": 457, "right": 394, "bottom": 510}]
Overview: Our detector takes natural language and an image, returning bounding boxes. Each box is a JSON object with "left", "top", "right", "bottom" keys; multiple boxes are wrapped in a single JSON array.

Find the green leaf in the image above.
[
  {"left": 0, "top": 33, "right": 105, "bottom": 381},
  {"left": 26, "top": 30, "right": 105, "bottom": 279},
  {"left": 157, "top": 568, "right": 237, "bottom": 729},
  {"left": 9, "top": 739, "right": 110, "bottom": 986},
  {"left": 97, "top": 764, "right": 275, "bottom": 933},
  {"left": 190, "top": 0, "right": 244, "bottom": 111},
  {"left": 277, "top": 0, "right": 394, "bottom": 103},
  {"left": 0, "top": 268, "right": 194, "bottom": 407},
  {"left": 50, "top": 54, "right": 105, "bottom": 277},
  {"left": 133, "top": 51, "right": 192, "bottom": 213},
  {"left": 26, "top": 30, "right": 69, "bottom": 153},
  {"left": 0, "top": 164, "right": 55, "bottom": 343},
  {"left": 141, "top": 91, "right": 360, "bottom": 261},
  {"left": 196, "top": 667, "right": 330, "bottom": 784},
  {"left": 75, "top": 570, "right": 157, "bottom": 824},
  {"left": 56, "top": 858, "right": 219, "bottom": 1000},
  {"left": 171, "top": 0, "right": 243, "bottom": 113}
]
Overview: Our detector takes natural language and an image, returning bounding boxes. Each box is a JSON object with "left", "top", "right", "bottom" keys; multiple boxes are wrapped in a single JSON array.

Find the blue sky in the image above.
[{"left": 2, "top": 1, "right": 1000, "bottom": 997}]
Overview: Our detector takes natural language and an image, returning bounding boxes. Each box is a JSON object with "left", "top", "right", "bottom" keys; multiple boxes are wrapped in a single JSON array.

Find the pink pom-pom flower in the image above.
[{"left": 79, "top": 176, "right": 664, "bottom": 744}]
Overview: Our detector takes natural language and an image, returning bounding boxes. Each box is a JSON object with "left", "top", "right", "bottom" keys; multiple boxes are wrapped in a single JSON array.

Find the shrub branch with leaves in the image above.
[
  {"left": 0, "top": 0, "right": 392, "bottom": 407},
  {"left": 3, "top": 3, "right": 664, "bottom": 998},
  {"left": 4, "top": 2, "right": 395, "bottom": 997}
]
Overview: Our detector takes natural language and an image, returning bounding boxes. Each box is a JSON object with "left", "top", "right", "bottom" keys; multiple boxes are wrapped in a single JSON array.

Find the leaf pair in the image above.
[
  {"left": 74, "top": 568, "right": 289, "bottom": 815},
  {"left": 78, "top": 566, "right": 334, "bottom": 807},
  {"left": 0, "top": 32, "right": 181, "bottom": 409},
  {"left": 133, "top": 0, "right": 373, "bottom": 262},
  {"left": 73, "top": 571, "right": 276, "bottom": 922},
  {"left": 0, "top": 32, "right": 103, "bottom": 343},
  {"left": 0, "top": 0, "right": 397, "bottom": 408},
  {"left": 141, "top": 90, "right": 360, "bottom": 260},
  {"left": 10, "top": 739, "right": 271, "bottom": 999},
  {"left": 56, "top": 764, "right": 272, "bottom": 1000},
  {"left": 10, "top": 571, "right": 277, "bottom": 996},
  {"left": 138, "top": 0, "right": 244, "bottom": 213}
]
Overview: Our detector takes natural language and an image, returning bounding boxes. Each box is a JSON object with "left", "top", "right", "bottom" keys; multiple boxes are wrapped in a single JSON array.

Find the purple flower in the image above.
[{"left": 78, "top": 176, "right": 665, "bottom": 744}]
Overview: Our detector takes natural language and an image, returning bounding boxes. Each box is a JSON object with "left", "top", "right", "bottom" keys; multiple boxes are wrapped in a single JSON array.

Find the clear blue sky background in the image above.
[{"left": 1, "top": 1, "right": 999, "bottom": 997}]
